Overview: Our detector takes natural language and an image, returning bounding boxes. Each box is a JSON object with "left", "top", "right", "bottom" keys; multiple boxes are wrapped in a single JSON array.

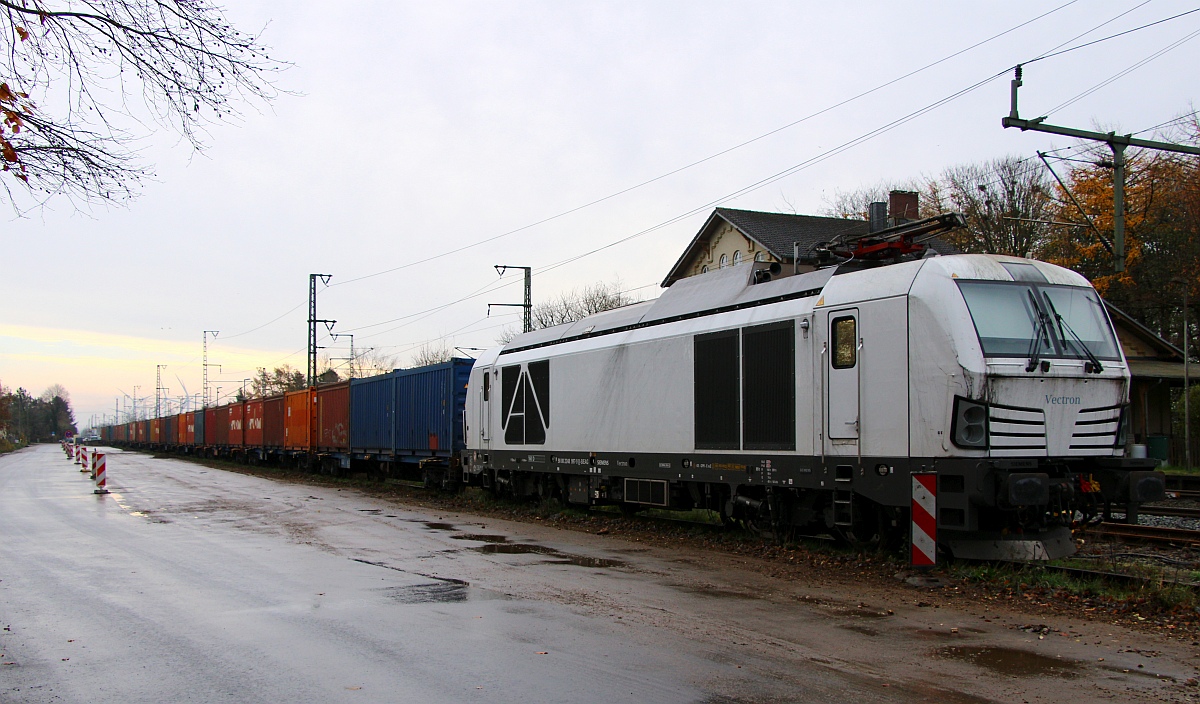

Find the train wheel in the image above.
[
  {"left": 834, "top": 500, "right": 882, "bottom": 549},
  {"left": 619, "top": 502, "right": 644, "bottom": 517},
  {"left": 718, "top": 500, "right": 737, "bottom": 530}
]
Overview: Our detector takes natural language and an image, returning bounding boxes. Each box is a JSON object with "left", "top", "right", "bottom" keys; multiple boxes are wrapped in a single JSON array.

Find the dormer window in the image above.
[
  {"left": 719, "top": 254, "right": 728, "bottom": 269},
  {"left": 755, "top": 251, "right": 766, "bottom": 262},
  {"left": 732, "top": 251, "right": 742, "bottom": 266}
]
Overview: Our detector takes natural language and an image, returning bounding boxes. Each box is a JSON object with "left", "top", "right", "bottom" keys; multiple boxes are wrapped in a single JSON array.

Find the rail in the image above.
[{"left": 1081, "top": 522, "right": 1200, "bottom": 547}]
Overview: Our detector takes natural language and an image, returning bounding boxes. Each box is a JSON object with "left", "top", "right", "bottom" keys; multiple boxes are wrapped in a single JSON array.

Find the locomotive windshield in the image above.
[{"left": 956, "top": 281, "right": 1120, "bottom": 360}]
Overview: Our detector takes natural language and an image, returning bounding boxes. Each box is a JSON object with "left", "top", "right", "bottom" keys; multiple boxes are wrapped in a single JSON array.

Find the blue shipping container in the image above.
[
  {"left": 349, "top": 358, "right": 473, "bottom": 460},
  {"left": 192, "top": 410, "right": 205, "bottom": 447}
]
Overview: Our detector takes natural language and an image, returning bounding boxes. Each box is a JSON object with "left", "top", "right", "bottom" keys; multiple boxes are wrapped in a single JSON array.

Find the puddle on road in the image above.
[
  {"left": 545, "top": 556, "right": 627, "bottom": 568},
  {"left": 380, "top": 582, "right": 470, "bottom": 604},
  {"left": 828, "top": 607, "right": 890, "bottom": 619},
  {"left": 357, "top": 509, "right": 382, "bottom": 515},
  {"left": 840, "top": 624, "right": 880, "bottom": 637},
  {"left": 938, "top": 646, "right": 1080, "bottom": 678},
  {"left": 424, "top": 522, "right": 458, "bottom": 531},
  {"left": 474, "top": 543, "right": 626, "bottom": 569},
  {"left": 915, "top": 629, "right": 962, "bottom": 639},
  {"left": 680, "top": 585, "right": 760, "bottom": 600},
  {"left": 451, "top": 533, "right": 509, "bottom": 544},
  {"left": 1099, "top": 664, "right": 1176, "bottom": 681}
]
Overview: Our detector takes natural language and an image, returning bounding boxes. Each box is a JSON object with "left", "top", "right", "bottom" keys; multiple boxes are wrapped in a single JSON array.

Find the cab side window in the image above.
[{"left": 832, "top": 316, "right": 857, "bottom": 369}]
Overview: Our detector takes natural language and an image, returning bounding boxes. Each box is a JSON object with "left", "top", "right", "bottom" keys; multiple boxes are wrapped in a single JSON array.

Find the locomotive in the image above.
[
  {"left": 461, "top": 237, "right": 1164, "bottom": 560},
  {"left": 101, "top": 216, "right": 1165, "bottom": 561}
]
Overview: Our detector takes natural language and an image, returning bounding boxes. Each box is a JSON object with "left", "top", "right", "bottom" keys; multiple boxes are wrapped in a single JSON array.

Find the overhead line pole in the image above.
[
  {"left": 155, "top": 364, "right": 168, "bottom": 419},
  {"left": 1002, "top": 65, "right": 1200, "bottom": 272},
  {"left": 203, "top": 330, "right": 219, "bottom": 408},
  {"left": 491, "top": 265, "right": 533, "bottom": 333},
  {"left": 1185, "top": 280, "right": 1191, "bottom": 472},
  {"left": 308, "top": 274, "right": 335, "bottom": 387}
]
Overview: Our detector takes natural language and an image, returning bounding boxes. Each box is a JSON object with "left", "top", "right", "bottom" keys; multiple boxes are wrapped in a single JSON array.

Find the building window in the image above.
[
  {"left": 732, "top": 251, "right": 742, "bottom": 266},
  {"left": 701, "top": 265, "right": 708, "bottom": 273},
  {"left": 719, "top": 253, "right": 728, "bottom": 269},
  {"left": 755, "top": 251, "right": 766, "bottom": 262}
]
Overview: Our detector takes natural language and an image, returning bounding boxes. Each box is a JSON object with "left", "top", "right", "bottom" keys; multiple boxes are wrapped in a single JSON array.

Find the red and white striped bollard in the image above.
[
  {"left": 93, "top": 453, "right": 109, "bottom": 495},
  {"left": 910, "top": 472, "right": 937, "bottom": 567}
]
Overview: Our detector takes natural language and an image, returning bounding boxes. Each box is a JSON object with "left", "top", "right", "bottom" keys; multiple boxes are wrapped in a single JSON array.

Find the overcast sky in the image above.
[{"left": 4, "top": 0, "right": 1199, "bottom": 427}]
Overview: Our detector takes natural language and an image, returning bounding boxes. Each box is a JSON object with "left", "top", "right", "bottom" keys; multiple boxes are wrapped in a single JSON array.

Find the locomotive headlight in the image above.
[{"left": 951, "top": 397, "right": 988, "bottom": 449}]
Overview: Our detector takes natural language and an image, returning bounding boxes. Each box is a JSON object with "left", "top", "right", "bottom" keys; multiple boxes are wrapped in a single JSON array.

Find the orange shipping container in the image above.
[
  {"left": 316, "top": 382, "right": 350, "bottom": 452},
  {"left": 244, "top": 398, "right": 264, "bottom": 447},
  {"left": 176, "top": 413, "right": 187, "bottom": 446},
  {"left": 284, "top": 388, "right": 314, "bottom": 450},
  {"left": 228, "top": 402, "right": 245, "bottom": 447},
  {"left": 151, "top": 418, "right": 162, "bottom": 444},
  {"left": 263, "top": 395, "right": 285, "bottom": 448}
]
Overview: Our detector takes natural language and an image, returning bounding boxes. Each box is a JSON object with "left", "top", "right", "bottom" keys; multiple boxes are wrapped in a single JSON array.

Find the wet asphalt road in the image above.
[{"left": 2, "top": 445, "right": 1195, "bottom": 704}]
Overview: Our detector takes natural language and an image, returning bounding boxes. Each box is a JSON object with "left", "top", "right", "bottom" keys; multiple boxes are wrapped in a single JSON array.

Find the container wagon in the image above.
[
  {"left": 349, "top": 358, "right": 472, "bottom": 483},
  {"left": 316, "top": 381, "right": 351, "bottom": 471}
]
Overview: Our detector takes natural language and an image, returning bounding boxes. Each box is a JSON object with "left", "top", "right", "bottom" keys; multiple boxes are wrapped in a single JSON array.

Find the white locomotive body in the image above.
[{"left": 462, "top": 253, "right": 1164, "bottom": 560}]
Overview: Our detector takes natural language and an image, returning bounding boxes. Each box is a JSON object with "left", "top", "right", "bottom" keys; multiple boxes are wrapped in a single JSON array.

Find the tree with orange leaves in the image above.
[
  {"left": 1044, "top": 120, "right": 1200, "bottom": 348},
  {"left": 0, "top": 1, "right": 283, "bottom": 210}
]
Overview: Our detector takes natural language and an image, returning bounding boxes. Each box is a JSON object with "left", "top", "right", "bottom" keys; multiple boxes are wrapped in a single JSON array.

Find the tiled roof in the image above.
[
  {"left": 716, "top": 208, "right": 869, "bottom": 260},
  {"left": 662, "top": 207, "right": 959, "bottom": 286}
]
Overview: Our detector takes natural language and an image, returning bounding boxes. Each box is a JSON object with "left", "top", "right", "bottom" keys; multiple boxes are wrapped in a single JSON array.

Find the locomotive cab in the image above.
[{"left": 906, "top": 255, "right": 1164, "bottom": 558}]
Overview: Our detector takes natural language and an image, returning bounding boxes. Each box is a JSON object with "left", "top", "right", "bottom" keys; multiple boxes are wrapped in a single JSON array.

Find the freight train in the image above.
[
  {"left": 100, "top": 361, "right": 471, "bottom": 478},
  {"left": 101, "top": 235, "right": 1166, "bottom": 561}
]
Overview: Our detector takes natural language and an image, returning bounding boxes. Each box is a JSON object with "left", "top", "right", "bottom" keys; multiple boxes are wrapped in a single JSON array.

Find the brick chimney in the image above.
[{"left": 888, "top": 190, "right": 919, "bottom": 223}]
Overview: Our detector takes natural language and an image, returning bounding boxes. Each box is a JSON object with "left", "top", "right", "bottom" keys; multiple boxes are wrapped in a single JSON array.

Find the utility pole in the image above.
[
  {"left": 1002, "top": 65, "right": 1200, "bottom": 273},
  {"left": 132, "top": 385, "right": 140, "bottom": 420},
  {"left": 1185, "top": 280, "right": 1192, "bottom": 472},
  {"left": 203, "top": 330, "right": 219, "bottom": 408},
  {"left": 155, "top": 364, "right": 168, "bottom": 418},
  {"left": 490, "top": 265, "right": 533, "bottom": 333},
  {"left": 308, "top": 274, "right": 335, "bottom": 387}
]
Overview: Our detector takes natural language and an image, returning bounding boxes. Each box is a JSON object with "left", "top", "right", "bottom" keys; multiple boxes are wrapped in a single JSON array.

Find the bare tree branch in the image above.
[{"left": 0, "top": 0, "right": 284, "bottom": 210}]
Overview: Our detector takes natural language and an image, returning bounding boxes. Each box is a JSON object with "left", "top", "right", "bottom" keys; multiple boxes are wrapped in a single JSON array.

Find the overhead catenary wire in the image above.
[
  {"left": 205, "top": 1, "right": 1181, "bottom": 346},
  {"left": 335, "top": 4, "right": 1200, "bottom": 340},
  {"left": 1023, "top": 4, "right": 1199, "bottom": 65},
  {"left": 298, "top": 1, "right": 1088, "bottom": 295},
  {"left": 370, "top": 280, "right": 663, "bottom": 356},
  {"left": 144, "top": 4, "right": 1200, "bottom": 398},
  {"left": 1045, "top": 25, "right": 1200, "bottom": 117},
  {"left": 333, "top": 37, "right": 1185, "bottom": 347}
]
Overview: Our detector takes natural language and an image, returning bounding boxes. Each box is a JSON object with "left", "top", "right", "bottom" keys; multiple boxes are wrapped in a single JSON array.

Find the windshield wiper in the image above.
[
  {"left": 1026, "top": 289, "right": 1051, "bottom": 372},
  {"left": 1042, "top": 293, "right": 1103, "bottom": 373}
]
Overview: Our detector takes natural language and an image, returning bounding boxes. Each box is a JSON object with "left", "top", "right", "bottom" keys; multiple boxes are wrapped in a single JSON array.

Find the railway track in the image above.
[
  {"left": 1139, "top": 504, "right": 1200, "bottom": 520},
  {"left": 1036, "top": 563, "right": 1200, "bottom": 589},
  {"left": 1082, "top": 522, "right": 1200, "bottom": 547},
  {"left": 1166, "top": 489, "right": 1200, "bottom": 500},
  {"left": 1165, "top": 475, "right": 1200, "bottom": 493}
]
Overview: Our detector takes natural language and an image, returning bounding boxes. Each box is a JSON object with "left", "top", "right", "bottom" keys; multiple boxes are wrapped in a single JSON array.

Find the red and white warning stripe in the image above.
[
  {"left": 80, "top": 447, "right": 90, "bottom": 473},
  {"left": 911, "top": 472, "right": 937, "bottom": 566},
  {"left": 93, "top": 453, "right": 109, "bottom": 495}
]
